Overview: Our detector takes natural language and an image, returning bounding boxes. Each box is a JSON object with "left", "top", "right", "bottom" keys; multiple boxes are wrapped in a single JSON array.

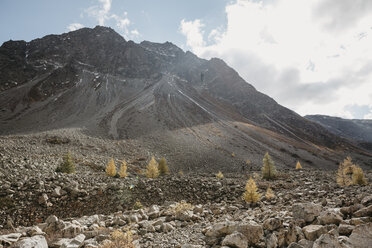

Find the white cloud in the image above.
[
  {"left": 179, "top": 19, "right": 205, "bottom": 54},
  {"left": 84, "top": 0, "right": 140, "bottom": 39},
  {"left": 67, "top": 23, "right": 84, "bottom": 32},
  {"left": 179, "top": 0, "right": 372, "bottom": 119}
]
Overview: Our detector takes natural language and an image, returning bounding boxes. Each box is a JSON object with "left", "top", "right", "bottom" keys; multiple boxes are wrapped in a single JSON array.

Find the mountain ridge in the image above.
[{"left": 1, "top": 26, "right": 371, "bottom": 171}]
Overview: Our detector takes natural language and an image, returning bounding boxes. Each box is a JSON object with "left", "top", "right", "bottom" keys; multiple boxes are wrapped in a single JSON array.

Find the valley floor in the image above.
[{"left": 0, "top": 131, "right": 372, "bottom": 247}]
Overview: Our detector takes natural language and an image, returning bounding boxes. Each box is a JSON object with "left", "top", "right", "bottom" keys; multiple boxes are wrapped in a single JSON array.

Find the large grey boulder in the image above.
[
  {"left": 353, "top": 205, "right": 372, "bottom": 218},
  {"left": 221, "top": 232, "right": 248, "bottom": 248},
  {"left": 293, "top": 203, "right": 322, "bottom": 223},
  {"left": 313, "top": 234, "right": 341, "bottom": 248},
  {"left": 13, "top": 235, "right": 48, "bottom": 248},
  {"left": 0, "top": 233, "right": 22, "bottom": 244},
  {"left": 205, "top": 221, "right": 237, "bottom": 238},
  {"left": 61, "top": 234, "right": 86, "bottom": 248},
  {"left": 349, "top": 223, "right": 372, "bottom": 248},
  {"left": 318, "top": 209, "right": 343, "bottom": 225},
  {"left": 236, "top": 221, "right": 264, "bottom": 245},
  {"left": 263, "top": 218, "right": 283, "bottom": 231},
  {"left": 302, "top": 225, "right": 327, "bottom": 241}
]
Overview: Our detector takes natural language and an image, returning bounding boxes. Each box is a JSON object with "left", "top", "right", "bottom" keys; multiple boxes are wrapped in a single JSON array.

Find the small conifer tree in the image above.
[
  {"left": 243, "top": 177, "right": 261, "bottom": 203},
  {"left": 262, "top": 152, "right": 277, "bottom": 180},
  {"left": 265, "top": 186, "right": 275, "bottom": 200},
  {"left": 118, "top": 159, "right": 128, "bottom": 178},
  {"left": 337, "top": 157, "right": 353, "bottom": 186},
  {"left": 216, "top": 171, "right": 224, "bottom": 179},
  {"left": 106, "top": 158, "right": 117, "bottom": 177},
  {"left": 352, "top": 165, "right": 367, "bottom": 185},
  {"left": 56, "top": 152, "right": 75, "bottom": 174},
  {"left": 231, "top": 152, "right": 235, "bottom": 157},
  {"left": 158, "top": 157, "right": 169, "bottom": 176},
  {"left": 296, "top": 161, "right": 302, "bottom": 170},
  {"left": 146, "top": 156, "right": 159, "bottom": 179}
]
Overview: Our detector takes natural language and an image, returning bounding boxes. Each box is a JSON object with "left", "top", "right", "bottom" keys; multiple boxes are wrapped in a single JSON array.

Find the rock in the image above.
[
  {"left": 13, "top": 235, "right": 48, "bottom": 248},
  {"left": 161, "top": 223, "right": 174, "bottom": 233},
  {"left": 27, "top": 226, "right": 45, "bottom": 236},
  {"left": 0, "top": 233, "right": 22, "bottom": 244},
  {"left": 353, "top": 205, "right": 372, "bottom": 217},
  {"left": 221, "top": 232, "right": 248, "bottom": 248},
  {"left": 297, "top": 239, "right": 314, "bottom": 248},
  {"left": 237, "top": 221, "right": 264, "bottom": 245},
  {"left": 287, "top": 243, "right": 304, "bottom": 248},
  {"left": 313, "top": 234, "right": 341, "bottom": 248},
  {"left": 148, "top": 205, "right": 160, "bottom": 219},
  {"left": 338, "top": 224, "right": 354, "bottom": 235},
  {"left": 61, "top": 234, "right": 86, "bottom": 248},
  {"left": 349, "top": 223, "right": 372, "bottom": 248},
  {"left": 302, "top": 225, "right": 327, "bottom": 241},
  {"left": 263, "top": 218, "right": 282, "bottom": 231},
  {"left": 293, "top": 203, "right": 322, "bottom": 223},
  {"left": 175, "top": 210, "right": 193, "bottom": 221},
  {"left": 38, "top": 193, "right": 48, "bottom": 205},
  {"left": 318, "top": 209, "right": 343, "bottom": 225},
  {"left": 193, "top": 205, "right": 203, "bottom": 214},
  {"left": 61, "top": 223, "right": 83, "bottom": 238},
  {"left": 205, "top": 221, "right": 237, "bottom": 238},
  {"left": 138, "top": 220, "right": 155, "bottom": 233},
  {"left": 46, "top": 215, "right": 58, "bottom": 225},
  {"left": 361, "top": 195, "right": 372, "bottom": 206},
  {"left": 53, "top": 186, "right": 62, "bottom": 196},
  {"left": 266, "top": 233, "right": 278, "bottom": 248}
]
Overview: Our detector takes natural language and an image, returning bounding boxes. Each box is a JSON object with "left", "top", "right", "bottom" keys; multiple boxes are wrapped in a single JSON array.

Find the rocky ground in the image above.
[{"left": 1, "top": 131, "right": 372, "bottom": 247}]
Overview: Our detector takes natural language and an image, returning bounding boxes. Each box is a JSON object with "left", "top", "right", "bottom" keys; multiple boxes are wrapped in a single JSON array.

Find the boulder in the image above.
[
  {"left": 61, "top": 234, "right": 85, "bottom": 248},
  {"left": 338, "top": 224, "right": 354, "bottom": 235},
  {"left": 221, "top": 232, "right": 248, "bottom": 248},
  {"left": 349, "top": 223, "right": 372, "bottom": 248},
  {"left": 318, "top": 209, "right": 343, "bottom": 225},
  {"left": 302, "top": 225, "right": 327, "bottom": 241},
  {"left": 353, "top": 205, "right": 372, "bottom": 218},
  {"left": 205, "top": 221, "right": 237, "bottom": 238},
  {"left": 237, "top": 221, "right": 264, "bottom": 245},
  {"left": 0, "top": 233, "right": 22, "bottom": 244},
  {"left": 293, "top": 203, "right": 322, "bottom": 223},
  {"left": 361, "top": 195, "right": 372, "bottom": 206},
  {"left": 148, "top": 205, "right": 160, "bottom": 219},
  {"left": 266, "top": 233, "right": 278, "bottom": 248},
  {"left": 13, "top": 235, "right": 48, "bottom": 248},
  {"left": 263, "top": 218, "right": 283, "bottom": 231},
  {"left": 313, "top": 234, "right": 341, "bottom": 248}
]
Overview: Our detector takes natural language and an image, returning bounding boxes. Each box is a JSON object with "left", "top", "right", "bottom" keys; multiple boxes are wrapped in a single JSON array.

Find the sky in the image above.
[{"left": 1, "top": 0, "right": 372, "bottom": 119}]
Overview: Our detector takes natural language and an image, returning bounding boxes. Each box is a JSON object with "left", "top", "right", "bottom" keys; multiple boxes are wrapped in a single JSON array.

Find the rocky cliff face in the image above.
[{"left": 0, "top": 26, "right": 370, "bottom": 170}]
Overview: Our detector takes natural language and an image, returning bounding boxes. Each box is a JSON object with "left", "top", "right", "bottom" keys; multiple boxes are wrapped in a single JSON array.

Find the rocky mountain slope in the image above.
[
  {"left": 0, "top": 26, "right": 370, "bottom": 171},
  {"left": 305, "top": 115, "right": 372, "bottom": 151}
]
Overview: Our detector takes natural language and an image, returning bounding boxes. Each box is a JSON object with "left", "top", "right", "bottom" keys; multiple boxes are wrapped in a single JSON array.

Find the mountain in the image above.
[
  {"left": 1, "top": 26, "right": 370, "bottom": 171},
  {"left": 305, "top": 115, "right": 372, "bottom": 151}
]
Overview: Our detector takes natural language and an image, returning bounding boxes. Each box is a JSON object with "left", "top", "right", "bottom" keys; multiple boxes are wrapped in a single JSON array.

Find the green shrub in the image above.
[
  {"left": 56, "top": 152, "right": 75, "bottom": 174},
  {"left": 262, "top": 152, "right": 276, "bottom": 180},
  {"left": 158, "top": 157, "right": 169, "bottom": 176}
]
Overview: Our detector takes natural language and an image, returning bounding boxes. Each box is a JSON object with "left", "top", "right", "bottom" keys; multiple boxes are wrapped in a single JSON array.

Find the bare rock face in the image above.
[
  {"left": 293, "top": 203, "right": 322, "bottom": 223},
  {"left": 349, "top": 223, "right": 372, "bottom": 248}
]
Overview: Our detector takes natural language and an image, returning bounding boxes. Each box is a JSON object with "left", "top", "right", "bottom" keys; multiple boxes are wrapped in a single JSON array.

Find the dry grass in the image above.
[{"left": 170, "top": 201, "right": 194, "bottom": 215}]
